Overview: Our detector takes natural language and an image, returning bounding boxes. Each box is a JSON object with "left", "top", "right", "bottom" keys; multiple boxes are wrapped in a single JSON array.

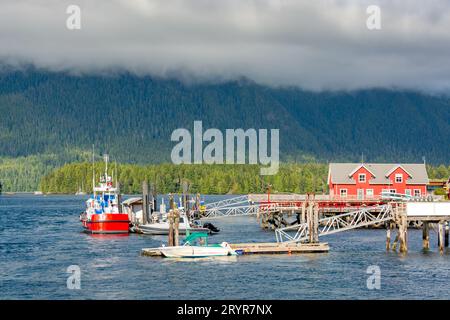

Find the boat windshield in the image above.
[{"left": 184, "top": 232, "right": 209, "bottom": 246}]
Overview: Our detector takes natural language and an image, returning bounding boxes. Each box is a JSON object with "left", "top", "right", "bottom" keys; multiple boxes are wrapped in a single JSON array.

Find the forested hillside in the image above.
[
  {"left": 0, "top": 151, "right": 90, "bottom": 192},
  {"left": 1, "top": 69, "right": 449, "bottom": 191},
  {"left": 1, "top": 70, "right": 449, "bottom": 163},
  {"left": 39, "top": 162, "right": 330, "bottom": 194},
  {"left": 39, "top": 162, "right": 450, "bottom": 195}
]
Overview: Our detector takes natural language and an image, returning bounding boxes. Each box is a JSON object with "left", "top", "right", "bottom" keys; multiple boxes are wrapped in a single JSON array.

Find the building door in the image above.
[{"left": 357, "top": 189, "right": 364, "bottom": 200}]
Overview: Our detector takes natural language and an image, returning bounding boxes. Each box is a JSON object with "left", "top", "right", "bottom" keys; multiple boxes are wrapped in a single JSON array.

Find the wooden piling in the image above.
[
  {"left": 386, "top": 223, "right": 391, "bottom": 251},
  {"left": 392, "top": 232, "right": 399, "bottom": 251},
  {"left": 445, "top": 222, "right": 449, "bottom": 248},
  {"left": 169, "top": 193, "right": 174, "bottom": 210},
  {"left": 142, "top": 181, "right": 149, "bottom": 225},
  {"left": 422, "top": 222, "right": 430, "bottom": 250},
  {"left": 301, "top": 202, "right": 306, "bottom": 224},
  {"left": 313, "top": 203, "right": 320, "bottom": 243},
  {"left": 168, "top": 210, "right": 174, "bottom": 247},
  {"left": 391, "top": 207, "right": 400, "bottom": 252},
  {"left": 399, "top": 213, "right": 408, "bottom": 253},
  {"left": 260, "top": 210, "right": 268, "bottom": 229},
  {"left": 438, "top": 221, "right": 444, "bottom": 253},
  {"left": 174, "top": 210, "right": 180, "bottom": 246},
  {"left": 307, "top": 202, "right": 313, "bottom": 243},
  {"left": 149, "top": 183, "right": 156, "bottom": 213}
]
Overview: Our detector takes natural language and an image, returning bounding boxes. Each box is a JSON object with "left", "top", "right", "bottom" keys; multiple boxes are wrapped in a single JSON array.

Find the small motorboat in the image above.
[
  {"left": 159, "top": 232, "right": 236, "bottom": 258},
  {"left": 137, "top": 211, "right": 213, "bottom": 235}
]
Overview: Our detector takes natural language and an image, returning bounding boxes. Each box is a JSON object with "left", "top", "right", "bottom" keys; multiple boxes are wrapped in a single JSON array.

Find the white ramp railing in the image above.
[
  {"left": 204, "top": 195, "right": 250, "bottom": 209},
  {"left": 202, "top": 195, "right": 257, "bottom": 218},
  {"left": 202, "top": 196, "right": 293, "bottom": 219},
  {"left": 275, "top": 204, "right": 394, "bottom": 243}
]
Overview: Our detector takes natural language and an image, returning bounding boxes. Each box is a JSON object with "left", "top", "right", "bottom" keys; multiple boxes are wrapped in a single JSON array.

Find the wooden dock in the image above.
[
  {"left": 230, "top": 242, "right": 329, "bottom": 254},
  {"left": 141, "top": 242, "right": 329, "bottom": 257}
]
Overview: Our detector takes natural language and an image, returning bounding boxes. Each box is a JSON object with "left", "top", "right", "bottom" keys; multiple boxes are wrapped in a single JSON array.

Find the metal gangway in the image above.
[
  {"left": 201, "top": 195, "right": 257, "bottom": 218},
  {"left": 275, "top": 204, "right": 394, "bottom": 243},
  {"left": 202, "top": 195, "right": 289, "bottom": 219}
]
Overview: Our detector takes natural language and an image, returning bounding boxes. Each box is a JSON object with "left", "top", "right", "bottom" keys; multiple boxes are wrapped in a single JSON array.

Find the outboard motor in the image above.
[{"left": 203, "top": 222, "right": 220, "bottom": 233}]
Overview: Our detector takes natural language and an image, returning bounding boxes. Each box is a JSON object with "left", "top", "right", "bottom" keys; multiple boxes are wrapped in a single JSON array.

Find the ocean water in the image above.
[{"left": 1, "top": 194, "right": 449, "bottom": 300}]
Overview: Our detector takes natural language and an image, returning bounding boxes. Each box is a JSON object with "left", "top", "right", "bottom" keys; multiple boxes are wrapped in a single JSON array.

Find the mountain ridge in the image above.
[{"left": 0, "top": 70, "right": 449, "bottom": 164}]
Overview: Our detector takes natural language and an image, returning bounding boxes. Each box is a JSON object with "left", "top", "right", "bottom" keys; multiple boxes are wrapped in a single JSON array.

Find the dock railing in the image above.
[{"left": 275, "top": 204, "right": 394, "bottom": 243}]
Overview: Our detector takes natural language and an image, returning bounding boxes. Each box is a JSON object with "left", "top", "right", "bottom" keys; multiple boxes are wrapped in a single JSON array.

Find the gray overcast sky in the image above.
[{"left": 1, "top": 0, "right": 450, "bottom": 91}]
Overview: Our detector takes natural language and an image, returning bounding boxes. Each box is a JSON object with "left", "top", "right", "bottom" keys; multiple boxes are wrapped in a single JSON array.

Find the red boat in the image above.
[{"left": 80, "top": 154, "right": 129, "bottom": 234}]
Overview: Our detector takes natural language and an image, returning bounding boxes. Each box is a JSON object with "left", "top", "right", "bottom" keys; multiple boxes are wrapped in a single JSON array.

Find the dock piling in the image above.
[
  {"left": 301, "top": 202, "right": 306, "bottom": 224},
  {"left": 150, "top": 183, "right": 156, "bottom": 213},
  {"left": 313, "top": 203, "right": 320, "bottom": 243},
  {"left": 386, "top": 223, "right": 391, "bottom": 251},
  {"left": 445, "top": 222, "right": 449, "bottom": 248},
  {"left": 174, "top": 209, "right": 180, "bottom": 246},
  {"left": 169, "top": 193, "right": 174, "bottom": 210},
  {"left": 168, "top": 210, "right": 174, "bottom": 246},
  {"left": 307, "top": 202, "right": 313, "bottom": 243},
  {"left": 438, "top": 221, "right": 444, "bottom": 253},
  {"left": 422, "top": 222, "right": 430, "bottom": 250},
  {"left": 399, "top": 213, "right": 408, "bottom": 253},
  {"left": 392, "top": 232, "right": 399, "bottom": 251},
  {"left": 142, "top": 181, "right": 149, "bottom": 225}
]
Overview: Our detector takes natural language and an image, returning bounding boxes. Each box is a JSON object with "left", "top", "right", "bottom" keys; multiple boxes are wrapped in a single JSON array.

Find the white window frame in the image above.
[
  {"left": 340, "top": 189, "right": 348, "bottom": 198},
  {"left": 358, "top": 173, "right": 366, "bottom": 183},
  {"left": 395, "top": 174, "right": 403, "bottom": 183},
  {"left": 366, "top": 189, "right": 374, "bottom": 197},
  {"left": 390, "top": 189, "right": 396, "bottom": 194},
  {"left": 405, "top": 189, "right": 411, "bottom": 196},
  {"left": 414, "top": 189, "right": 421, "bottom": 197}
]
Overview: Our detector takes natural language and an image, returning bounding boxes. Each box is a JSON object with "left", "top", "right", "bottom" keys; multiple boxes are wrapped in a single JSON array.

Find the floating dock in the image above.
[
  {"left": 230, "top": 242, "right": 329, "bottom": 254},
  {"left": 141, "top": 242, "right": 329, "bottom": 257}
]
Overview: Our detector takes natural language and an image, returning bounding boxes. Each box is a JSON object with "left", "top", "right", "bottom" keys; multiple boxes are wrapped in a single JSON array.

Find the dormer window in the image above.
[
  {"left": 395, "top": 174, "right": 403, "bottom": 183},
  {"left": 358, "top": 174, "right": 366, "bottom": 183}
]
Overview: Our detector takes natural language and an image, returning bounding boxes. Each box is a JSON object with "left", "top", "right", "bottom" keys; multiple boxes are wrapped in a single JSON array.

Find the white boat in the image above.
[
  {"left": 138, "top": 212, "right": 211, "bottom": 235},
  {"left": 75, "top": 182, "right": 87, "bottom": 195},
  {"left": 159, "top": 233, "right": 236, "bottom": 258}
]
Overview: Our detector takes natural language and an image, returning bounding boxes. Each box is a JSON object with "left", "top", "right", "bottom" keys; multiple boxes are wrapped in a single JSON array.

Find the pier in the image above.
[
  {"left": 274, "top": 201, "right": 450, "bottom": 253},
  {"left": 133, "top": 178, "right": 450, "bottom": 256},
  {"left": 199, "top": 192, "right": 450, "bottom": 254}
]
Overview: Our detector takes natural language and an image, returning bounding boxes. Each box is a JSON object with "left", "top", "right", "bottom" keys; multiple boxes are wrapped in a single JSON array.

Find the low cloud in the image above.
[{"left": 1, "top": 0, "right": 450, "bottom": 91}]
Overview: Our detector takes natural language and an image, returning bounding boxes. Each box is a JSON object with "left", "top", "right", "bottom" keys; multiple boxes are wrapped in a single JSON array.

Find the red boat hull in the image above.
[{"left": 81, "top": 213, "right": 130, "bottom": 234}]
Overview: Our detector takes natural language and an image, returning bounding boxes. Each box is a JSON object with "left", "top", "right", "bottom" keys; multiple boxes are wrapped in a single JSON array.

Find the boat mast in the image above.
[
  {"left": 115, "top": 160, "right": 118, "bottom": 191},
  {"left": 92, "top": 144, "right": 96, "bottom": 197},
  {"left": 103, "top": 153, "right": 111, "bottom": 197},
  {"left": 104, "top": 154, "right": 109, "bottom": 179}
]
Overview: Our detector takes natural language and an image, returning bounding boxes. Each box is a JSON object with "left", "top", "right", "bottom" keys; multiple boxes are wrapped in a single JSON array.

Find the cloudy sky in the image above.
[{"left": 1, "top": 0, "right": 450, "bottom": 91}]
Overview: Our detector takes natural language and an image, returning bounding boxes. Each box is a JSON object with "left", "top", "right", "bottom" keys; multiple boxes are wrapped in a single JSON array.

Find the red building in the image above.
[{"left": 328, "top": 163, "right": 429, "bottom": 199}]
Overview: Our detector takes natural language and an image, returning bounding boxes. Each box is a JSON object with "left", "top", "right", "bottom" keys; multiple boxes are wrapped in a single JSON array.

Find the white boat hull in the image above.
[{"left": 160, "top": 243, "right": 235, "bottom": 258}]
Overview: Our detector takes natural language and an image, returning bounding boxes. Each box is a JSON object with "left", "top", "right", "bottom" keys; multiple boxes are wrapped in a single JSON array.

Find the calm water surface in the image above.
[{"left": 1, "top": 194, "right": 449, "bottom": 299}]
